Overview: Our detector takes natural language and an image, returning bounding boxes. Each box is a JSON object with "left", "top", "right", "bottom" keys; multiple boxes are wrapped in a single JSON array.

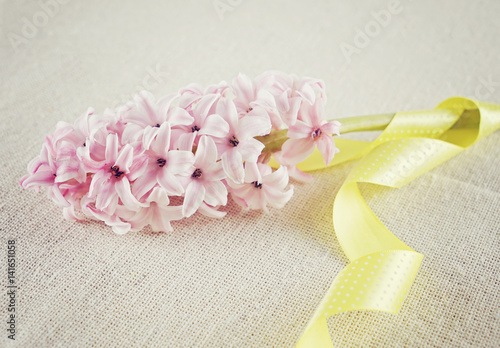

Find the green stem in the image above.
[{"left": 256, "top": 113, "right": 395, "bottom": 153}]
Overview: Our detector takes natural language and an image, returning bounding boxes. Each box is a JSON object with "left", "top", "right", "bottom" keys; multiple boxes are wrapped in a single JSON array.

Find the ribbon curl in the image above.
[{"left": 292, "top": 97, "right": 500, "bottom": 347}]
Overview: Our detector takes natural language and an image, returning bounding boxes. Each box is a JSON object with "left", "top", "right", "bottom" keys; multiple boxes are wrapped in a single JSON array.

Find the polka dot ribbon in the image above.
[{"left": 293, "top": 97, "right": 500, "bottom": 347}]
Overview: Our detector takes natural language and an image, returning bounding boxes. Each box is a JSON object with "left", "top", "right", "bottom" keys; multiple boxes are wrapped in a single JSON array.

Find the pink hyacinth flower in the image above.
[
  {"left": 175, "top": 94, "right": 229, "bottom": 151},
  {"left": 227, "top": 163, "right": 294, "bottom": 213},
  {"left": 86, "top": 134, "right": 146, "bottom": 214},
  {"left": 127, "top": 187, "right": 185, "bottom": 233},
  {"left": 255, "top": 71, "right": 327, "bottom": 128},
  {"left": 281, "top": 99, "right": 341, "bottom": 166},
  {"left": 20, "top": 138, "right": 69, "bottom": 207},
  {"left": 232, "top": 73, "right": 277, "bottom": 116},
  {"left": 178, "top": 81, "right": 229, "bottom": 110},
  {"left": 132, "top": 122, "right": 194, "bottom": 199},
  {"left": 121, "top": 91, "right": 194, "bottom": 146},
  {"left": 182, "top": 136, "right": 227, "bottom": 218},
  {"left": 215, "top": 97, "right": 271, "bottom": 184}
]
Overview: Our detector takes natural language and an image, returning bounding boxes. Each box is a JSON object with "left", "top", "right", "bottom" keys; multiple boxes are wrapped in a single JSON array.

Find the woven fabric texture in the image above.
[{"left": 1, "top": 0, "right": 499, "bottom": 346}]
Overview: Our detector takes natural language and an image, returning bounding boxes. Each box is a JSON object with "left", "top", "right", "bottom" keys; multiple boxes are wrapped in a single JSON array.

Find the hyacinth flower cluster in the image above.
[{"left": 20, "top": 71, "right": 341, "bottom": 234}]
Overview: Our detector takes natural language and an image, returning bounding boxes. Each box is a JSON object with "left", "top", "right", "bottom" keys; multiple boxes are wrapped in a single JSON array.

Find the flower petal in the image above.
[
  {"left": 264, "top": 185, "right": 294, "bottom": 209},
  {"left": 157, "top": 169, "right": 184, "bottom": 196},
  {"left": 281, "top": 138, "right": 315, "bottom": 165},
  {"left": 199, "top": 114, "right": 229, "bottom": 138},
  {"left": 221, "top": 148, "right": 244, "bottom": 184},
  {"left": 132, "top": 168, "right": 158, "bottom": 200},
  {"left": 287, "top": 120, "right": 314, "bottom": 139},
  {"left": 48, "top": 186, "right": 70, "bottom": 207},
  {"left": 115, "top": 177, "right": 145, "bottom": 211},
  {"left": 316, "top": 135, "right": 339, "bottom": 166},
  {"left": 167, "top": 107, "right": 194, "bottom": 126},
  {"left": 142, "top": 126, "right": 160, "bottom": 151},
  {"left": 146, "top": 186, "right": 170, "bottom": 207},
  {"left": 95, "top": 183, "right": 118, "bottom": 212},
  {"left": 216, "top": 97, "right": 239, "bottom": 131},
  {"left": 194, "top": 94, "right": 219, "bottom": 119},
  {"left": 244, "top": 161, "right": 261, "bottom": 183},
  {"left": 321, "top": 120, "right": 341, "bottom": 136},
  {"left": 176, "top": 132, "right": 196, "bottom": 152},
  {"left": 276, "top": 90, "right": 290, "bottom": 112},
  {"left": 20, "top": 168, "right": 54, "bottom": 189},
  {"left": 287, "top": 165, "right": 313, "bottom": 183},
  {"left": 204, "top": 162, "right": 226, "bottom": 181},
  {"left": 310, "top": 99, "right": 326, "bottom": 126},
  {"left": 281, "top": 97, "right": 302, "bottom": 126},
  {"left": 105, "top": 134, "right": 119, "bottom": 163},
  {"left": 296, "top": 83, "right": 316, "bottom": 105},
  {"left": 88, "top": 170, "right": 109, "bottom": 198},
  {"left": 157, "top": 93, "right": 178, "bottom": 120},
  {"left": 134, "top": 91, "right": 158, "bottom": 124},
  {"left": 262, "top": 166, "right": 289, "bottom": 190},
  {"left": 195, "top": 136, "right": 218, "bottom": 168},
  {"left": 150, "top": 122, "right": 171, "bottom": 156},
  {"left": 115, "top": 144, "right": 134, "bottom": 172},
  {"left": 232, "top": 73, "right": 255, "bottom": 106},
  {"left": 128, "top": 155, "right": 149, "bottom": 181},
  {"left": 203, "top": 180, "right": 228, "bottom": 206},
  {"left": 238, "top": 137, "right": 265, "bottom": 162},
  {"left": 237, "top": 115, "right": 271, "bottom": 139},
  {"left": 85, "top": 206, "right": 132, "bottom": 235},
  {"left": 198, "top": 203, "right": 227, "bottom": 218},
  {"left": 182, "top": 180, "right": 205, "bottom": 217},
  {"left": 150, "top": 205, "right": 183, "bottom": 232},
  {"left": 165, "top": 150, "right": 194, "bottom": 175}
]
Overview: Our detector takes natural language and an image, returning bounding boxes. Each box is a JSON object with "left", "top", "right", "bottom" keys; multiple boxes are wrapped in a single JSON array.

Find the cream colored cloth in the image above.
[{"left": 1, "top": 0, "right": 499, "bottom": 346}]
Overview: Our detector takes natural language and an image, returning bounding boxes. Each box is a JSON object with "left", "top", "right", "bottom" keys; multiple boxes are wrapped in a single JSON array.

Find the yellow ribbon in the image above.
[{"left": 290, "top": 97, "right": 500, "bottom": 347}]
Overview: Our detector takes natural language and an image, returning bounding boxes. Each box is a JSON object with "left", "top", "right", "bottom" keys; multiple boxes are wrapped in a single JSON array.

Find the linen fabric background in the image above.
[{"left": 1, "top": 0, "right": 499, "bottom": 346}]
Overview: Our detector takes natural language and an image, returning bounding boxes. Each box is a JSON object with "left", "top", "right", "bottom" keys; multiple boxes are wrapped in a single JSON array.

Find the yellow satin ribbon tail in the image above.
[{"left": 295, "top": 97, "right": 500, "bottom": 347}]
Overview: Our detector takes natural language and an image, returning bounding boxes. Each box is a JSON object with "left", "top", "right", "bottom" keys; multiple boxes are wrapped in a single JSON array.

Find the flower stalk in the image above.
[{"left": 257, "top": 113, "right": 395, "bottom": 152}]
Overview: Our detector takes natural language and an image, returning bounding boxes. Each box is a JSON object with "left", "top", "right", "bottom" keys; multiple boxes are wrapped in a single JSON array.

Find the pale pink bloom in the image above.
[
  {"left": 132, "top": 122, "right": 194, "bottom": 199},
  {"left": 197, "top": 202, "right": 227, "bottom": 218},
  {"left": 215, "top": 97, "right": 271, "bottom": 184},
  {"left": 59, "top": 178, "right": 92, "bottom": 221},
  {"left": 255, "top": 71, "right": 327, "bottom": 128},
  {"left": 182, "top": 136, "right": 227, "bottom": 217},
  {"left": 54, "top": 107, "right": 103, "bottom": 149},
  {"left": 52, "top": 139, "right": 86, "bottom": 184},
  {"left": 82, "top": 196, "right": 133, "bottom": 235},
  {"left": 30, "top": 108, "right": 103, "bottom": 189},
  {"left": 127, "top": 188, "right": 184, "bottom": 233},
  {"left": 227, "top": 163, "right": 293, "bottom": 213},
  {"left": 231, "top": 73, "right": 276, "bottom": 117},
  {"left": 85, "top": 134, "right": 146, "bottom": 214},
  {"left": 121, "top": 91, "right": 193, "bottom": 147},
  {"left": 271, "top": 151, "right": 313, "bottom": 183},
  {"left": 20, "top": 113, "right": 95, "bottom": 219},
  {"left": 20, "top": 138, "right": 69, "bottom": 207},
  {"left": 77, "top": 109, "right": 135, "bottom": 170},
  {"left": 281, "top": 99, "right": 341, "bottom": 166},
  {"left": 174, "top": 94, "right": 229, "bottom": 151},
  {"left": 20, "top": 71, "right": 337, "bottom": 234},
  {"left": 254, "top": 71, "right": 301, "bottom": 128},
  {"left": 178, "top": 81, "right": 229, "bottom": 110}
]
